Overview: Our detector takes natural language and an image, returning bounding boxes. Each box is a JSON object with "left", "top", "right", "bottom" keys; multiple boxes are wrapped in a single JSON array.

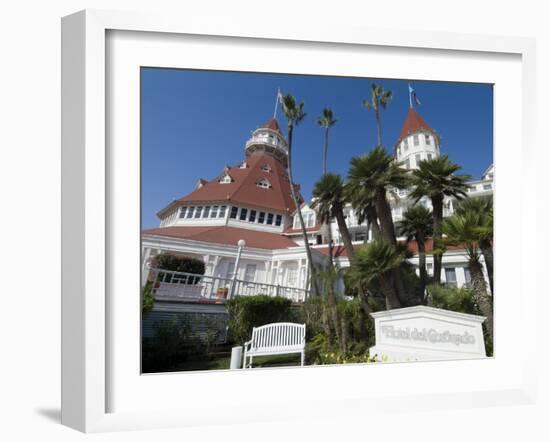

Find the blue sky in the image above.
[{"left": 141, "top": 68, "right": 493, "bottom": 229}]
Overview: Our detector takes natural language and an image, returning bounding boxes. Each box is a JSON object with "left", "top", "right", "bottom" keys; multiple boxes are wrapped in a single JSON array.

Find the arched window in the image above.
[
  {"left": 256, "top": 178, "right": 271, "bottom": 189},
  {"left": 260, "top": 164, "right": 272, "bottom": 173}
]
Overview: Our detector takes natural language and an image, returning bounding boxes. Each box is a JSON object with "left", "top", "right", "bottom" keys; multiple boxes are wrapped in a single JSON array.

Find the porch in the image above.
[{"left": 146, "top": 267, "right": 308, "bottom": 303}]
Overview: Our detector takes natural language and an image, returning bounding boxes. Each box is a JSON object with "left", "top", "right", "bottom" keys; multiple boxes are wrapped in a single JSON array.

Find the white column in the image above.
[{"left": 141, "top": 247, "right": 152, "bottom": 287}]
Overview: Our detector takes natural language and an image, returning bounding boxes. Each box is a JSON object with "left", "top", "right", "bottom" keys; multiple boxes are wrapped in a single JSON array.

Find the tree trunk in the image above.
[
  {"left": 323, "top": 127, "right": 329, "bottom": 175},
  {"left": 417, "top": 233, "right": 428, "bottom": 304},
  {"left": 469, "top": 259, "right": 493, "bottom": 342},
  {"left": 431, "top": 194, "right": 444, "bottom": 285},
  {"left": 335, "top": 208, "right": 355, "bottom": 259},
  {"left": 375, "top": 109, "right": 382, "bottom": 146},
  {"left": 480, "top": 239, "right": 494, "bottom": 296},
  {"left": 375, "top": 190, "right": 397, "bottom": 245},
  {"left": 287, "top": 123, "right": 319, "bottom": 297},
  {"left": 366, "top": 205, "right": 381, "bottom": 240},
  {"left": 380, "top": 275, "right": 401, "bottom": 309}
]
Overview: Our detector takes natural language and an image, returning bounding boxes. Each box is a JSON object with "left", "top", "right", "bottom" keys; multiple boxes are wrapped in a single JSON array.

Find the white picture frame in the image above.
[{"left": 61, "top": 9, "right": 537, "bottom": 433}]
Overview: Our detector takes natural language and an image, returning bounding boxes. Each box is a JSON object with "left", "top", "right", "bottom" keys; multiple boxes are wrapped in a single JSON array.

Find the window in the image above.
[
  {"left": 355, "top": 232, "right": 366, "bottom": 242},
  {"left": 219, "top": 174, "right": 232, "bottom": 184},
  {"left": 405, "top": 158, "right": 410, "bottom": 169},
  {"left": 445, "top": 268, "right": 457, "bottom": 287},
  {"left": 194, "top": 206, "right": 202, "bottom": 218},
  {"left": 464, "top": 267, "right": 472, "bottom": 287},
  {"left": 219, "top": 205, "right": 227, "bottom": 218},
  {"left": 403, "top": 139, "right": 408, "bottom": 151},
  {"left": 427, "top": 153, "right": 433, "bottom": 160},
  {"left": 305, "top": 212, "right": 315, "bottom": 228},
  {"left": 244, "top": 264, "right": 257, "bottom": 282},
  {"left": 261, "top": 164, "right": 272, "bottom": 173},
  {"left": 287, "top": 268, "right": 298, "bottom": 286},
  {"left": 179, "top": 207, "right": 187, "bottom": 218},
  {"left": 267, "top": 213, "right": 274, "bottom": 225},
  {"left": 230, "top": 206, "right": 238, "bottom": 219},
  {"left": 427, "top": 262, "right": 433, "bottom": 274},
  {"left": 186, "top": 206, "right": 195, "bottom": 218},
  {"left": 425, "top": 134, "right": 431, "bottom": 145},
  {"left": 240, "top": 162, "right": 248, "bottom": 169},
  {"left": 415, "top": 154, "right": 421, "bottom": 165},
  {"left": 202, "top": 206, "right": 210, "bottom": 218},
  {"left": 316, "top": 235, "right": 323, "bottom": 244},
  {"left": 275, "top": 214, "right": 282, "bottom": 226},
  {"left": 256, "top": 178, "right": 271, "bottom": 189},
  {"left": 239, "top": 208, "right": 248, "bottom": 221},
  {"left": 211, "top": 205, "right": 218, "bottom": 218},
  {"left": 249, "top": 210, "right": 257, "bottom": 222},
  {"left": 258, "top": 211, "right": 266, "bottom": 223},
  {"left": 483, "top": 183, "right": 492, "bottom": 190},
  {"left": 413, "top": 134, "right": 419, "bottom": 146},
  {"left": 226, "top": 262, "right": 235, "bottom": 279}
]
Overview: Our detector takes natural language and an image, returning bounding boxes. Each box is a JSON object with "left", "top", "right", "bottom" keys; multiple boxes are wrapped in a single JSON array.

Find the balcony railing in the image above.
[{"left": 146, "top": 268, "right": 307, "bottom": 303}]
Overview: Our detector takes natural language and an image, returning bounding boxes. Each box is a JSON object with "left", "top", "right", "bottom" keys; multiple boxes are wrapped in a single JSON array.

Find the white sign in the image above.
[{"left": 369, "top": 306, "right": 487, "bottom": 362}]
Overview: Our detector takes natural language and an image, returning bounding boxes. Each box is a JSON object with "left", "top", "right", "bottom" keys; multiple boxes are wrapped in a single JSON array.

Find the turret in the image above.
[
  {"left": 395, "top": 108, "right": 440, "bottom": 170},
  {"left": 245, "top": 118, "right": 289, "bottom": 168}
]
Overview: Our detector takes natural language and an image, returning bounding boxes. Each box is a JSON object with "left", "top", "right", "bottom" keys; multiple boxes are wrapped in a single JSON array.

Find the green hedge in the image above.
[
  {"left": 152, "top": 253, "right": 205, "bottom": 285},
  {"left": 153, "top": 253, "right": 205, "bottom": 274},
  {"left": 226, "top": 295, "right": 293, "bottom": 345}
]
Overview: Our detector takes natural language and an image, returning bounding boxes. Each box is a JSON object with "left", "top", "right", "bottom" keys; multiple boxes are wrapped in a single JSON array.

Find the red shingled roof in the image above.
[
  {"left": 315, "top": 239, "right": 464, "bottom": 258},
  {"left": 171, "top": 153, "right": 301, "bottom": 213},
  {"left": 262, "top": 118, "right": 283, "bottom": 134},
  {"left": 398, "top": 108, "right": 436, "bottom": 142},
  {"left": 142, "top": 225, "right": 299, "bottom": 250}
]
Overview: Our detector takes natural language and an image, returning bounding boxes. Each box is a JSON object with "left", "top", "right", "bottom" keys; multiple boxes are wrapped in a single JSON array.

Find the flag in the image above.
[
  {"left": 408, "top": 84, "right": 421, "bottom": 107},
  {"left": 277, "top": 88, "right": 283, "bottom": 103}
]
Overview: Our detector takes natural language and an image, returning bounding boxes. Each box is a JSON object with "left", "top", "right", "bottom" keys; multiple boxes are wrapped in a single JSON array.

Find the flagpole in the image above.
[{"left": 273, "top": 88, "right": 280, "bottom": 119}]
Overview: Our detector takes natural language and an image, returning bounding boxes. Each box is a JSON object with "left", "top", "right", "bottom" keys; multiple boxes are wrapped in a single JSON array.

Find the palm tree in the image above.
[
  {"left": 443, "top": 212, "right": 493, "bottom": 341},
  {"left": 317, "top": 108, "right": 337, "bottom": 175},
  {"left": 455, "top": 196, "right": 493, "bottom": 295},
  {"left": 348, "top": 240, "right": 403, "bottom": 309},
  {"left": 410, "top": 156, "right": 471, "bottom": 284},
  {"left": 317, "top": 108, "right": 337, "bottom": 265},
  {"left": 281, "top": 93, "right": 318, "bottom": 296},
  {"left": 398, "top": 205, "right": 433, "bottom": 303},
  {"left": 348, "top": 146, "right": 410, "bottom": 246},
  {"left": 311, "top": 174, "right": 355, "bottom": 260},
  {"left": 344, "top": 183, "right": 381, "bottom": 242},
  {"left": 362, "top": 83, "right": 392, "bottom": 146}
]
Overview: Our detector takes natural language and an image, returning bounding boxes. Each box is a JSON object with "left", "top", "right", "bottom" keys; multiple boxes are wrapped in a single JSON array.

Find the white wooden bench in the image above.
[{"left": 242, "top": 322, "right": 306, "bottom": 369}]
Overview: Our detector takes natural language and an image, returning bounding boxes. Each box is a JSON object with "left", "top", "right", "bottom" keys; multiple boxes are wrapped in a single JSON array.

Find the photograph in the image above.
[{"left": 140, "top": 68, "right": 494, "bottom": 373}]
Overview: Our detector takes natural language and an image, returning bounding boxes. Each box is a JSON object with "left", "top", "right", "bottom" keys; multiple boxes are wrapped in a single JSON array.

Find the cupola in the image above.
[{"left": 245, "top": 118, "right": 289, "bottom": 168}]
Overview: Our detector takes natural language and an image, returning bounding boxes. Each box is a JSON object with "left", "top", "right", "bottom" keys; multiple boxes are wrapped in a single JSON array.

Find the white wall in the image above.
[{"left": 3, "top": 1, "right": 549, "bottom": 442}]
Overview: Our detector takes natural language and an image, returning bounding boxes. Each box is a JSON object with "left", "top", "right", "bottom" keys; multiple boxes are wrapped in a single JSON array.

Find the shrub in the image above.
[
  {"left": 428, "top": 284, "right": 478, "bottom": 315},
  {"left": 141, "top": 315, "right": 203, "bottom": 372},
  {"left": 141, "top": 281, "right": 155, "bottom": 315},
  {"left": 226, "top": 295, "right": 292, "bottom": 345},
  {"left": 152, "top": 253, "right": 206, "bottom": 284},
  {"left": 153, "top": 253, "right": 205, "bottom": 274}
]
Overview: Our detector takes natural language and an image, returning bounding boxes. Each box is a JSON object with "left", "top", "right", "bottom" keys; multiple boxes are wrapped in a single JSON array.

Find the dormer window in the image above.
[
  {"left": 219, "top": 174, "right": 233, "bottom": 184},
  {"left": 256, "top": 178, "right": 271, "bottom": 189},
  {"left": 261, "top": 164, "right": 272, "bottom": 173},
  {"left": 240, "top": 162, "right": 248, "bottom": 169}
]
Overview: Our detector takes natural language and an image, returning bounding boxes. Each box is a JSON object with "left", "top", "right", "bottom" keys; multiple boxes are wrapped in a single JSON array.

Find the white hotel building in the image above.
[{"left": 141, "top": 109, "right": 493, "bottom": 302}]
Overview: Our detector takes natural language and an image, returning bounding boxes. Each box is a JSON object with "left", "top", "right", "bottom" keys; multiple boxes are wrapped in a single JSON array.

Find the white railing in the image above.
[{"left": 146, "top": 268, "right": 307, "bottom": 303}]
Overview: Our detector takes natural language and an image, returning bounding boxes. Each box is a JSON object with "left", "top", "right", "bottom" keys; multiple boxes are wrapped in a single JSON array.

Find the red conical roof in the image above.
[
  {"left": 262, "top": 118, "right": 283, "bottom": 134},
  {"left": 398, "top": 108, "right": 436, "bottom": 142}
]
